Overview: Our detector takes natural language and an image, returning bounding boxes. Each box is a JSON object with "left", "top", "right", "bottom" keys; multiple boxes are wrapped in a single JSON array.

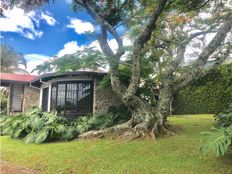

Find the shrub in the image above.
[
  {"left": 73, "top": 113, "right": 115, "bottom": 133},
  {"left": 200, "top": 104, "right": 232, "bottom": 157},
  {"left": 73, "top": 106, "right": 131, "bottom": 134},
  {"left": 0, "top": 90, "right": 8, "bottom": 116},
  {"left": 0, "top": 108, "right": 78, "bottom": 144},
  {"left": 214, "top": 104, "right": 232, "bottom": 128},
  {"left": 173, "top": 63, "right": 232, "bottom": 114}
]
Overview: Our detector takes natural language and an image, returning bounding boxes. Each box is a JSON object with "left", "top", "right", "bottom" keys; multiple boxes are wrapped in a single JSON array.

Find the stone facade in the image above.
[
  {"left": 94, "top": 80, "right": 123, "bottom": 114},
  {"left": 22, "top": 85, "right": 40, "bottom": 112}
]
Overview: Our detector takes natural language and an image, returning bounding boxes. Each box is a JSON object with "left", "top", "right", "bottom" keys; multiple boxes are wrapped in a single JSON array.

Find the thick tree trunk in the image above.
[
  {"left": 122, "top": 95, "right": 156, "bottom": 128},
  {"left": 156, "top": 86, "right": 173, "bottom": 125},
  {"left": 78, "top": 1, "right": 170, "bottom": 139},
  {"left": 80, "top": 93, "right": 173, "bottom": 139}
]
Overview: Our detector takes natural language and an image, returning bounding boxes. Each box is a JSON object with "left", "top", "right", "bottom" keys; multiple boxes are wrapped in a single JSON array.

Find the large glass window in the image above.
[{"left": 50, "top": 81, "right": 93, "bottom": 117}]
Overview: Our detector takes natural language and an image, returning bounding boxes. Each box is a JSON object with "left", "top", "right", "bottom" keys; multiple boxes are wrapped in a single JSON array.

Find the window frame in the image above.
[{"left": 50, "top": 80, "right": 94, "bottom": 117}]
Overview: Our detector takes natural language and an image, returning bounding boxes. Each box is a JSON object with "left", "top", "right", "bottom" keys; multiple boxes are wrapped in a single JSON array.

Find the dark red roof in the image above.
[{"left": 0, "top": 73, "right": 38, "bottom": 83}]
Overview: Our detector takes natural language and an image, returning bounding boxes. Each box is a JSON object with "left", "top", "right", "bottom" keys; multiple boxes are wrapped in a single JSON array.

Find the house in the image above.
[{"left": 0, "top": 71, "right": 122, "bottom": 118}]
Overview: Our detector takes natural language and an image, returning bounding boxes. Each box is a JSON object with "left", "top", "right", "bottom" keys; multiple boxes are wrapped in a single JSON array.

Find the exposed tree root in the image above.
[
  {"left": 79, "top": 119, "right": 175, "bottom": 140},
  {"left": 158, "top": 124, "right": 175, "bottom": 136},
  {"left": 79, "top": 119, "right": 133, "bottom": 139}
]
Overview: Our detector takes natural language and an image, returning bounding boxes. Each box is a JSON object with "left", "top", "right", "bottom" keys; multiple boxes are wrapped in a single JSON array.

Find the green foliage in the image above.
[
  {"left": 33, "top": 47, "right": 107, "bottom": 74},
  {"left": 0, "top": 108, "right": 78, "bottom": 144},
  {"left": 73, "top": 113, "right": 115, "bottom": 133},
  {"left": 215, "top": 104, "right": 232, "bottom": 128},
  {"left": 200, "top": 104, "right": 232, "bottom": 157},
  {"left": 200, "top": 126, "right": 232, "bottom": 157},
  {"left": 173, "top": 63, "right": 232, "bottom": 114},
  {"left": 73, "top": 105, "right": 130, "bottom": 133},
  {"left": 169, "top": 0, "right": 211, "bottom": 12},
  {"left": 99, "top": 62, "right": 132, "bottom": 89},
  {"left": 0, "top": 90, "right": 8, "bottom": 116}
]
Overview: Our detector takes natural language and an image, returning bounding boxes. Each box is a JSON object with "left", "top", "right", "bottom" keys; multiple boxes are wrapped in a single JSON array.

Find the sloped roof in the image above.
[
  {"left": 0, "top": 70, "right": 107, "bottom": 87},
  {"left": 0, "top": 73, "right": 37, "bottom": 83},
  {"left": 30, "top": 70, "right": 107, "bottom": 87}
]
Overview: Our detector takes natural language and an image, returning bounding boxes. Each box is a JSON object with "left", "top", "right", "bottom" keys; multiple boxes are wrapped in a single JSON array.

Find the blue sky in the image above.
[
  {"left": 0, "top": 0, "right": 128, "bottom": 73},
  {"left": 1, "top": 1, "right": 95, "bottom": 55}
]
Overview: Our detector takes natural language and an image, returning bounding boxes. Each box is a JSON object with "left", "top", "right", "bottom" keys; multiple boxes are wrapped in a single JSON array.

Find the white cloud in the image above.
[
  {"left": 67, "top": 18, "right": 95, "bottom": 34},
  {"left": 41, "top": 12, "right": 56, "bottom": 26},
  {"left": 89, "top": 36, "right": 132, "bottom": 53},
  {"left": 57, "top": 41, "right": 85, "bottom": 57},
  {"left": 56, "top": 36, "right": 132, "bottom": 59},
  {"left": 88, "top": 40, "right": 101, "bottom": 51},
  {"left": 24, "top": 54, "right": 50, "bottom": 74},
  {"left": 0, "top": 7, "right": 56, "bottom": 40}
]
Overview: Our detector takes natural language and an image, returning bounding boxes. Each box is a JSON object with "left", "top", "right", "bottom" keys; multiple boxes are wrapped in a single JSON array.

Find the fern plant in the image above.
[
  {"left": 0, "top": 108, "right": 78, "bottom": 144},
  {"left": 200, "top": 104, "right": 232, "bottom": 157}
]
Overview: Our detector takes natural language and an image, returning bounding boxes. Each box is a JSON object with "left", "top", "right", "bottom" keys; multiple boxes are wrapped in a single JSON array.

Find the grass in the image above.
[{"left": 1, "top": 114, "right": 232, "bottom": 174}]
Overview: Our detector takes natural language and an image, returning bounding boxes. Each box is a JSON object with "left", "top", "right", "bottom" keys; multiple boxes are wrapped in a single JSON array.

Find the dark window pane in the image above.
[
  {"left": 57, "top": 84, "right": 66, "bottom": 114},
  {"left": 66, "top": 83, "right": 77, "bottom": 114},
  {"left": 42, "top": 88, "right": 48, "bottom": 111},
  {"left": 77, "top": 83, "right": 92, "bottom": 114},
  {"left": 51, "top": 84, "right": 57, "bottom": 111}
]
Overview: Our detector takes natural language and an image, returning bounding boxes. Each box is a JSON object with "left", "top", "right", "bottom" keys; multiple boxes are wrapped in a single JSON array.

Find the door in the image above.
[{"left": 42, "top": 88, "right": 49, "bottom": 111}]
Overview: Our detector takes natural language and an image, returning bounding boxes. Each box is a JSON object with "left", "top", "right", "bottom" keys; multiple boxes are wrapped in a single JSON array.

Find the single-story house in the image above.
[{"left": 0, "top": 71, "right": 122, "bottom": 118}]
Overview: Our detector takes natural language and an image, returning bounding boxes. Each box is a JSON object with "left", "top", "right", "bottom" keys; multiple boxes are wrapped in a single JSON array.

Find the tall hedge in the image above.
[{"left": 173, "top": 63, "right": 232, "bottom": 114}]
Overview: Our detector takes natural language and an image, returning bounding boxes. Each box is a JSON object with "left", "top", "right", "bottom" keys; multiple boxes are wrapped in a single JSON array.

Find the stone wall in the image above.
[
  {"left": 23, "top": 86, "right": 40, "bottom": 112},
  {"left": 94, "top": 80, "right": 123, "bottom": 114}
]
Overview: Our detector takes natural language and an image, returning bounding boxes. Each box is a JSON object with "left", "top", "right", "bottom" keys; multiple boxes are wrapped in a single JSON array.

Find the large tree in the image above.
[{"left": 5, "top": 0, "right": 232, "bottom": 138}]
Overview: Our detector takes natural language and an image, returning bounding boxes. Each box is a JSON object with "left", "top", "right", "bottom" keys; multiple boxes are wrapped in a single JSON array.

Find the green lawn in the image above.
[{"left": 1, "top": 114, "right": 231, "bottom": 174}]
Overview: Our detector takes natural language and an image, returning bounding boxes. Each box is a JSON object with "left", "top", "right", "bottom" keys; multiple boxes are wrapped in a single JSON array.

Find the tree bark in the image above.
[{"left": 156, "top": 86, "right": 173, "bottom": 124}]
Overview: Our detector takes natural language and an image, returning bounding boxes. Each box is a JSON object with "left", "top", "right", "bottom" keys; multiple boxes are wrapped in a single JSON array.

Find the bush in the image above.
[
  {"left": 73, "top": 105, "right": 131, "bottom": 134},
  {"left": 173, "top": 63, "right": 232, "bottom": 114},
  {"left": 0, "top": 90, "right": 8, "bottom": 116},
  {"left": 214, "top": 104, "right": 232, "bottom": 128},
  {"left": 200, "top": 104, "right": 232, "bottom": 157},
  {"left": 0, "top": 108, "right": 78, "bottom": 144},
  {"left": 73, "top": 113, "right": 115, "bottom": 133}
]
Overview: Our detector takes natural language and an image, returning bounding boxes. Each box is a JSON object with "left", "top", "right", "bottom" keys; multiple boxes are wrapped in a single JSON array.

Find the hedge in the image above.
[{"left": 173, "top": 63, "right": 232, "bottom": 114}]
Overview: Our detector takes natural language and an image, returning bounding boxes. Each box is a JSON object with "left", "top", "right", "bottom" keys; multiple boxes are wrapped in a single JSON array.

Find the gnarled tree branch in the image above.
[
  {"left": 81, "top": 0, "right": 124, "bottom": 57},
  {"left": 173, "top": 12, "right": 232, "bottom": 92},
  {"left": 126, "top": 0, "right": 168, "bottom": 98}
]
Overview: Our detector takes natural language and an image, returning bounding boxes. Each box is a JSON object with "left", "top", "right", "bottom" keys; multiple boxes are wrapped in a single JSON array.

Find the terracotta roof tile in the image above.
[{"left": 0, "top": 73, "right": 38, "bottom": 83}]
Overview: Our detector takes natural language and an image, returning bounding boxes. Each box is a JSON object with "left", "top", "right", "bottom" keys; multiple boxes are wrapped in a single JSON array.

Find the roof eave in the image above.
[{"left": 30, "top": 71, "right": 107, "bottom": 85}]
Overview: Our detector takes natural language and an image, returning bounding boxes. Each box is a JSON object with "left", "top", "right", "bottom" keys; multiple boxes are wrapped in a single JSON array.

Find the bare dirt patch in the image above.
[{"left": 1, "top": 160, "right": 40, "bottom": 174}]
